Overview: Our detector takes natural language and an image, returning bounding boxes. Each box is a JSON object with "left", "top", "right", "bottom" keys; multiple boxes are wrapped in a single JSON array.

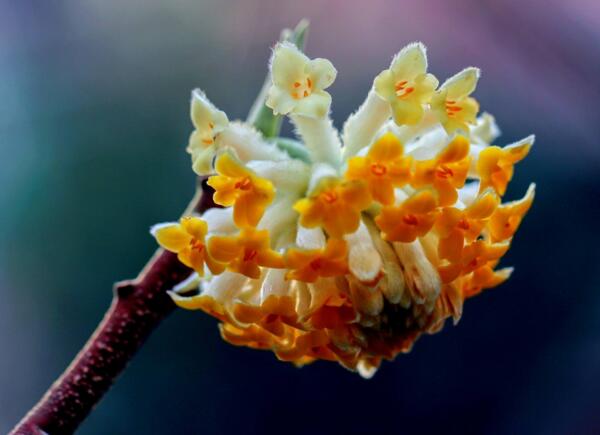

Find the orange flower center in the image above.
[
  {"left": 435, "top": 165, "right": 454, "bottom": 179},
  {"left": 395, "top": 80, "right": 415, "bottom": 99},
  {"left": 189, "top": 238, "right": 205, "bottom": 252},
  {"left": 234, "top": 177, "right": 253, "bottom": 191},
  {"left": 292, "top": 77, "right": 313, "bottom": 99},
  {"left": 309, "top": 258, "right": 323, "bottom": 271},
  {"left": 402, "top": 214, "right": 419, "bottom": 225},
  {"left": 320, "top": 190, "right": 338, "bottom": 204},
  {"left": 445, "top": 100, "right": 463, "bottom": 118},
  {"left": 370, "top": 162, "right": 387, "bottom": 176},
  {"left": 243, "top": 249, "right": 258, "bottom": 262},
  {"left": 457, "top": 218, "right": 470, "bottom": 230}
]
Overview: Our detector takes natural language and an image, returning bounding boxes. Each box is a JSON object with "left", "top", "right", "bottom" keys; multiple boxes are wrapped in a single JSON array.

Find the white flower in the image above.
[
  {"left": 431, "top": 67, "right": 481, "bottom": 134},
  {"left": 266, "top": 42, "right": 337, "bottom": 119},
  {"left": 374, "top": 42, "right": 439, "bottom": 126},
  {"left": 187, "top": 89, "right": 229, "bottom": 175}
]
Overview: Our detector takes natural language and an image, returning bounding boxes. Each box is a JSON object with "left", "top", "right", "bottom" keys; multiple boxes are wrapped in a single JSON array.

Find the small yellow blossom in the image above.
[
  {"left": 437, "top": 238, "right": 510, "bottom": 284},
  {"left": 374, "top": 42, "right": 439, "bottom": 125},
  {"left": 375, "top": 189, "right": 439, "bottom": 242},
  {"left": 207, "top": 153, "right": 275, "bottom": 228},
  {"left": 266, "top": 42, "right": 337, "bottom": 118},
  {"left": 431, "top": 67, "right": 480, "bottom": 134},
  {"left": 152, "top": 217, "right": 224, "bottom": 276},
  {"left": 461, "top": 264, "right": 513, "bottom": 298},
  {"left": 294, "top": 178, "right": 371, "bottom": 238},
  {"left": 345, "top": 132, "right": 412, "bottom": 205},
  {"left": 488, "top": 183, "right": 535, "bottom": 241},
  {"left": 412, "top": 135, "right": 471, "bottom": 206},
  {"left": 187, "top": 90, "right": 229, "bottom": 175},
  {"left": 207, "top": 228, "right": 284, "bottom": 279},
  {"left": 285, "top": 238, "right": 348, "bottom": 283},
  {"left": 477, "top": 136, "right": 533, "bottom": 196},
  {"left": 435, "top": 189, "right": 500, "bottom": 262}
]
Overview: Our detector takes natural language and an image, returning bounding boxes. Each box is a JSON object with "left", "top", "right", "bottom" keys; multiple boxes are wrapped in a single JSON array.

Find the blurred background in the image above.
[{"left": 1, "top": 0, "right": 599, "bottom": 434}]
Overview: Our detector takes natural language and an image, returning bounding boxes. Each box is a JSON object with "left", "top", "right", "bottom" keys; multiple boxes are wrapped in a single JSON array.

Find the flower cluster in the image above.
[{"left": 152, "top": 40, "right": 534, "bottom": 377}]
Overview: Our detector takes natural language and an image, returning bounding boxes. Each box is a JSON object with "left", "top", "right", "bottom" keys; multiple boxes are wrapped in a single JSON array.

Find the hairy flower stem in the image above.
[{"left": 11, "top": 181, "right": 216, "bottom": 435}]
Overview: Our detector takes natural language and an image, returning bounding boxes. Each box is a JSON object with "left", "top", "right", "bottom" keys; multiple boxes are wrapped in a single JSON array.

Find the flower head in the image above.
[
  {"left": 294, "top": 177, "right": 371, "bottom": 238},
  {"left": 375, "top": 189, "right": 440, "bottom": 242},
  {"left": 345, "top": 132, "right": 412, "bottom": 205},
  {"left": 411, "top": 135, "right": 471, "bottom": 206},
  {"left": 207, "top": 153, "right": 275, "bottom": 228},
  {"left": 187, "top": 90, "right": 229, "bottom": 175},
  {"left": 285, "top": 238, "right": 348, "bottom": 283},
  {"left": 374, "top": 43, "right": 439, "bottom": 125},
  {"left": 477, "top": 136, "right": 533, "bottom": 196},
  {"left": 431, "top": 67, "right": 480, "bottom": 134},
  {"left": 153, "top": 36, "right": 535, "bottom": 377},
  {"left": 152, "top": 217, "right": 224, "bottom": 276},
  {"left": 267, "top": 42, "right": 337, "bottom": 118},
  {"left": 435, "top": 189, "right": 500, "bottom": 262},
  {"left": 207, "top": 228, "right": 284, "bottom": 279}
]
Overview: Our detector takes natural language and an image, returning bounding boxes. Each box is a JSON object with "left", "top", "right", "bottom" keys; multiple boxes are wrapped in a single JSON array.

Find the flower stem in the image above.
[
  {"left": 11, "top": 20, "right": 310, "bottom": 433},
  {"left": 10, "top": 181, "right": 215, "bottom": 435}
]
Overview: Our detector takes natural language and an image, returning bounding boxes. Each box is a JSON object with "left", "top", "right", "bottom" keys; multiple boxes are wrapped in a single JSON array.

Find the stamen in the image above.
[
  {"left": 402, "top": 214, "right": 419, "bottom": 226},
  {"left": 202, "top": 138, "right": 214, "bottom": 145},
  {"left": 370, "top": 163, "right": 387, "bottom": 176},
  {"left": 307, "top": 77, "right": 312, "bottom": 89},
  {"left": 189, "top": 239, "right": 205, "bottom": 251},
  {"left": 294, "top": 82, "right": 301, "bottom": 88},
  {"left": 320, "top": 191, "right": 338, "bottom": 204},
  {"left": 445, "top": 100, "right": 463, "bottom": 118},
  {"left": 395, "top": 80, "right": 408, "bottom": 91},
  {"left": 309, "top": 258, "right": 322, "bottom": 271},
  {"left": 457, "top": 218, "right": 470, "bottom": 230},
  {"left": 244, "top": 249, "right": 258, "bottom": 262},
  {"left": 234, "top": 177, "right": 252, "bottom": 191},
  {"left": 435, "top": 165, "right": 454, "bottom": 179}
]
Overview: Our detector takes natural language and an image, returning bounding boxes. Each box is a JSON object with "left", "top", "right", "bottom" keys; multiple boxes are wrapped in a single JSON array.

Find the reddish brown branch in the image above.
[{"left": 11, "top": 181, "right": 215, "bottom": 435}]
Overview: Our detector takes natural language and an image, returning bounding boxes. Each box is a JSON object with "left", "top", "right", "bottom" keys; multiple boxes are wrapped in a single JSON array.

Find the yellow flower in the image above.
[
  {"left": 375, "top": 189, "right": 439, "bottom": 242},
  {"left": 488, "top": 183, "right": 535, "bottom": 242},
  {"left": 294, "top": 178, "right": 371, "bottom": 238},
  {"left": 438, "top": 239, "right": 510, "bottom": 284},
  {"left": 477, "top": 136, "right": 534, "bottom": 196},
  {"left": 411, "top": 135, "right": 471, "bottom": 206},
  {"left": 152, "top": 217, "right": 224, "bottom": 276},
  {"left": 374, "top": 43, "right": 439, "bottom": 125},
  {"left": 435, "top": 189, "right": 500, "bottom": 262},
  {"left": 207, "top": 153, "right": 275, "bottom": 228},
  {"left": 187, "top": 89, "right": 229, "bottom": 175},
  {"left": 461, "top": 264, "right": 513, "bottom": 299},
  {"left": 431, "top": 68, "right": 480, "bottom": 134},
  {"left": 345, "top": 132, "right": 412, "bottom": 205},
  {"left": 207, "top": 228, "right": 284, "bottom": 279},
  {"left": 266, "top": 42, "right": 337, "bottom": 119},
  {"left": 285, "top": 238, "right": 348, "bottom": 283}
]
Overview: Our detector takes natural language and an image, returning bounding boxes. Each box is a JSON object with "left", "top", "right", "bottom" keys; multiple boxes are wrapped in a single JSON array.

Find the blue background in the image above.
[{"left": 1, "top": 1, "right": 599, "bottom": 434}]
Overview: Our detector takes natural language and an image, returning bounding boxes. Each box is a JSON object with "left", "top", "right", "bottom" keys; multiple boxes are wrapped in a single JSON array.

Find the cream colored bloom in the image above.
[
  {"left": 187, "top": 89, "right": 229, "bottom": 175},
  {"left": 431, "top": 67, "right": 481, "bottom": 134},
  {"left": 266, "top": 42, "right": 337, "bottom": 119},
  {"left": 374, "top": 43, "right": 439, "bottom": 125},
  {"left": 153, "top": 39, "right": 535, "bottom": 378}
]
